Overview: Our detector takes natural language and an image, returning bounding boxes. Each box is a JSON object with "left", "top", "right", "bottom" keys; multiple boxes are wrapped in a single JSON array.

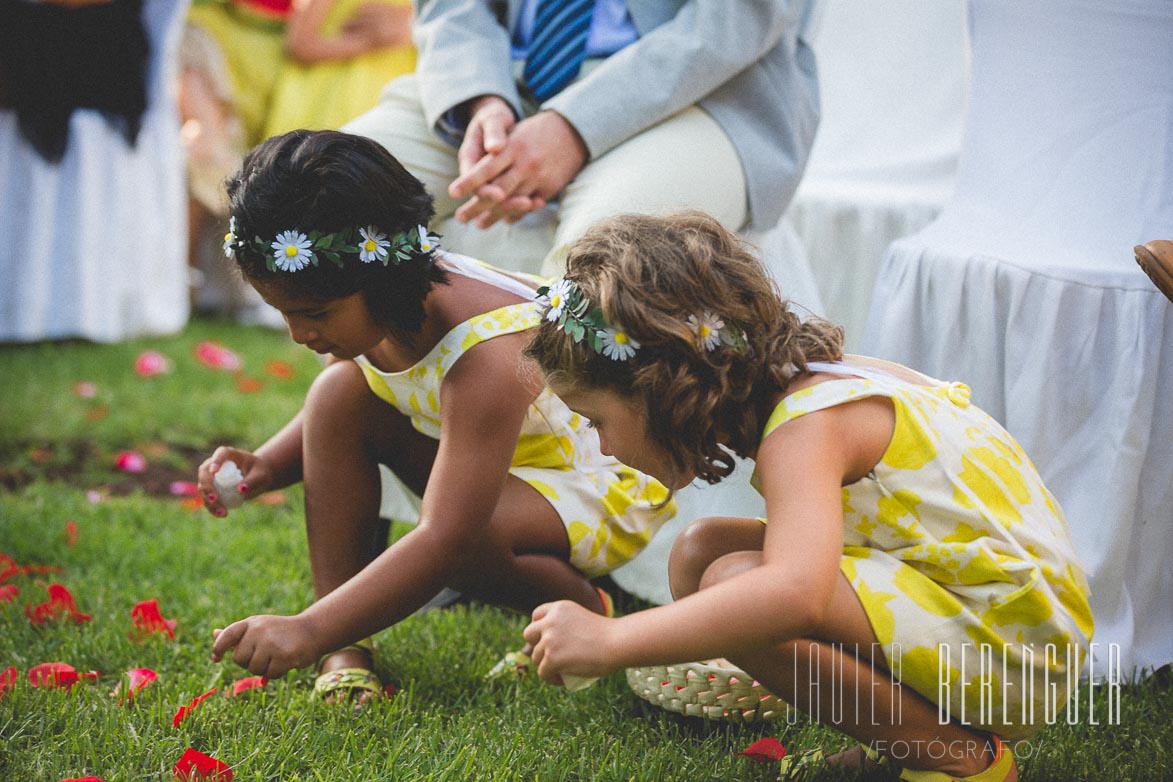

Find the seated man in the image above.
[{"left": 344, "top": 0, "right": 821, "bottom": 276}]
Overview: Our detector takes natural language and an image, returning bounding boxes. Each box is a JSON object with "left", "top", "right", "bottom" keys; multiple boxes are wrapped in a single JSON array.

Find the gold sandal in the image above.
[{"left": 313, "top": 638, "right": 384, "bottom": 702}]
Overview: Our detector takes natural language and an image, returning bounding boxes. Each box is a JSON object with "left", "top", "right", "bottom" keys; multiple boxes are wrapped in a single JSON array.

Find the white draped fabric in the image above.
[
  {"left": 784, "top": 0, "right": 967, "bottom": 350},
  {"left": 0, "top": 0, "right": 190, "bottom": 344},
  {"left": 861, "top": 0, "right": 1173, "bottom": 677},
  {"left": 612, "top": 0, "right": 970, "bottom": 606}
]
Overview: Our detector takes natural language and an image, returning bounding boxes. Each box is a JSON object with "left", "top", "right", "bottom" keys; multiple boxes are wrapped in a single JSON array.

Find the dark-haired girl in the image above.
[{"left": 201, "top": 130, "right": 673, "bottom": 700}]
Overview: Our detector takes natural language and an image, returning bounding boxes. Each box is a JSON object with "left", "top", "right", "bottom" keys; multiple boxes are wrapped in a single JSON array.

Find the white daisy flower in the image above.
[
  {"left": 543, "top": 279, "right": 574, "bottom": 322},
  {"left": 358, "top": 226, "right": 390, "bottom": 263},
  {"left": 687, "top": 311, "right": 725, "bottom": 351},
  {"left": 417, "top": 225, "right": 437, "bottom": 253},
  {"left": 271, "top": 230, "right": 314, "bottom": 272},
  {"left": 223, "top": 216, "right": 237, "bottom": 258},
  {"left": 600, "top": 328, "right": 639, "bottom": 361}
]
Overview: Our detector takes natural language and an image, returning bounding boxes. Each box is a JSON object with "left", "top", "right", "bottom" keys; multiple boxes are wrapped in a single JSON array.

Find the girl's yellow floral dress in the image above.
[
  {"left": 354, "top": 253, "right": 675, "bottom": 578},
  {"left": 761, "top": 361, "right": 1093, "bottom": 740}
]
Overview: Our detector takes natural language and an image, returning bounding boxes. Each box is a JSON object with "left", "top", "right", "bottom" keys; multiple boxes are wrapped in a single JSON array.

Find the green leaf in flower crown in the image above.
[
  {"left": 586, "top": 329, "right": 603, "bottom": 353},
  {"left": 566, "top": 319, "right": 585, "bottom": 343},
  {"left": 536, "top": 286, "right": 550, "bottom": 297}
]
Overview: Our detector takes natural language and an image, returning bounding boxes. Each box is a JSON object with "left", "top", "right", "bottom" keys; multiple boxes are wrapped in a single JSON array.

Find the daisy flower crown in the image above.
[
  {"left": 223, "top": 217, "right": 440, "bottom": 273},
  {"left": 535, "top": 280, "right": 747, "bottom": 362}
]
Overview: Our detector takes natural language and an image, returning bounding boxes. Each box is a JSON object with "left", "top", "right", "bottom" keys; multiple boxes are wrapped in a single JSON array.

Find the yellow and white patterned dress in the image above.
[
  {"left": 761, "top": 361, "right": 1093, "bottom": 740},
  {"left": 353, "top": 253, "right": 675, "bottom": 578}
]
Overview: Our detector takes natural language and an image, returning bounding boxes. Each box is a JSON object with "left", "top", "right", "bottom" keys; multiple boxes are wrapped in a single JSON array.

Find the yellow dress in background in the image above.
[
  {"left": 263, "top": 0, "right": 416, "bottom": 138},
  {"left": 184, "top": 0, "right": 415, "bottom": 147}
]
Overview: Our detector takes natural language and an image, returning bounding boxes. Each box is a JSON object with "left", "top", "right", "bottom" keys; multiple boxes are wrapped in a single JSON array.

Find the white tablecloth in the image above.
[
  {"left": 0, "top": 0, "right": 190, "bottom": 344},
  {"left": 862, "top": 0, "right": 1173, "bottom": 678}
]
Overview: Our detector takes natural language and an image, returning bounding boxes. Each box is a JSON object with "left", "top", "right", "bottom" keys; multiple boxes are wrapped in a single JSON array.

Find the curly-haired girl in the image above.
[
  {"left": 201, "top": 130, "right": 674, "bottom": 700},
  {"left": 523, "top": 212, "right": 1093, "bottom": 781}
]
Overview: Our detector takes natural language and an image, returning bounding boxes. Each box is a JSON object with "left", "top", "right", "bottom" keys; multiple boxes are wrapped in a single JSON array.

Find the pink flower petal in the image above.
[
  {"left": 739, "top": 737, "right": 787, "bottom": 763},
  {"left": 114, "top": 450, "right": 148, "bottom": 473},
  {"left": 134, "top": 351, "right": 172, "bottom": 377},
  {"left": 172, "top": 688, "right": 219, "bottom": 727},
  {"left": 86, "top": 490, "right": 105, "bottom": 504},
  {"left": 130, "top": 598, "right": 177, "bottom": 640},
  {"left": 227, "top": 676, "right": 268, "bottom": 697},
  {"left": 169, "top": 481, "right": 200, "bottom": 498},
  {"left": 73, "top": 381, "right": 98, "bottom": 398},
  {"left": 194, "top": 341, "right": 242, "bottom": 371},
  {"left": 1, "top": 665, "right": 17, "bottom": 699},
  {"left": 173, "top": 748, "right": 232, "bottom": 781},
  {"left": 115, "top": 667, "right": 159, "bottom": 703}
]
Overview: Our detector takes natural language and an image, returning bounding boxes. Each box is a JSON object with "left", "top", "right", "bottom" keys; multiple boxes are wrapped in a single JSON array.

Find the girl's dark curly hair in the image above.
[
  {"left": 525, "top": 211, "right": 844, "bottom": 485},
  {"left": 226, "top": 129, "right": 448, "bottom": 335}
]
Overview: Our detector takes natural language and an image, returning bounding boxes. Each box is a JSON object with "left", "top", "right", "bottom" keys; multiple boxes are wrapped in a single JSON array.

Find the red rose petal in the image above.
[
  {"left": 134, "top": 350, "right": 172, "bottom": 377},
  {"left": 65, "top": 520, "right": 79, "bottom": 547},
  {"left": 29, "top": 662, "right": 79, "bottom": 689},
  {"left": 227, "top": 676, "right": 268, "bottom": 697},
  {"left": 26, "top": 583, "right": 92, "bottom": 625},
  {"left": 0, "top": 584, "right": 17, "bottom": 603},
  {"left": 1, "top": 666, "right": 17, "bottom": 698},
  {"left": 172, "top": 688, "right": 219, "bottom": 727},
  {"left": 173, "top": 748, "right": 233, "bottom": 781},
  {"left": 194, "top": 341, "right": 242, "bottom": 371},
  {"left": 114, "top": 450, "right": 147, "bottom": 473},
  {"left": 129, "top": 598, "right": 177, "bottom": 640},
  {"left": 739, "top": 737, "right": 787, "bottom": 763}
]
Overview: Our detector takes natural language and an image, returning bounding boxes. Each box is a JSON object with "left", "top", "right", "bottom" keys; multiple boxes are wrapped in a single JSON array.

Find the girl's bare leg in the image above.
[
  {"left": 446, "top": 475, "right": 603, "bottom": 615},
  {"left": 671, "top": 516, "right": 1014, "bottom": 779},
  {"left": 302, "top": 361, "right": 605, "bottom": 677},
  {"left": 299, "top": 361, "right": 439, "bottom": 675}
]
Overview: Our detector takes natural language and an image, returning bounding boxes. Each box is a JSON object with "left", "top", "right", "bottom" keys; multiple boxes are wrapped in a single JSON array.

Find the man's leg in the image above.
[{"left": 543, "top": 106, "right": 747, "bottom": 277}]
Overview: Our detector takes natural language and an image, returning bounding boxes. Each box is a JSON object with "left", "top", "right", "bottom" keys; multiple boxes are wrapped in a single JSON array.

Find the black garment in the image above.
[{"left": 0, "top": 0, "right": 150, "bottom": 163}]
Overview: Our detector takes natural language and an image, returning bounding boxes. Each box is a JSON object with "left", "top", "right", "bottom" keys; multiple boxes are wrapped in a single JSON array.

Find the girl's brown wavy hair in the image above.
[{"left": 525, "top": 211, "right": 844, "bottom": 484}]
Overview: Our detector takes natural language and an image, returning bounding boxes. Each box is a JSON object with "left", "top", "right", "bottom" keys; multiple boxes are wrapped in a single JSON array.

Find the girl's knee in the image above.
[{"left": 669, "top": 516, "right": 761, "bottom": 598}]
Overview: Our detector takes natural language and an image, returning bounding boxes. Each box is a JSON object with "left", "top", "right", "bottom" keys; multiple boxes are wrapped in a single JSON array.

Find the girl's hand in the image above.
[
  {"left": 211, "top": 614, "right": 318, "bottom": 679},
  {"left": 523, "top": 601, "right": 618, "bottom": 687},
  {"left": 197, "top": 447, "right": 272, "bottom": 517}
]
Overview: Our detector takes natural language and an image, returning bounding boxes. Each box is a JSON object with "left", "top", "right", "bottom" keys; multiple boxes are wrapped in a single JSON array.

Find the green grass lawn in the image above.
[{"left": 1, "top": 319, "right": 1169, "bottom": 781}]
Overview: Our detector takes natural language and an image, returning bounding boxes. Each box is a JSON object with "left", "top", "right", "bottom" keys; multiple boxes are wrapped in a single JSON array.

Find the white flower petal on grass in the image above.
[
  {"left": 271, "top": 230, "right": 314, "bottom": 272},
  {"left": 687, "top": 311, "right": 725, "bottom": 351},
  {"left": 358, "top": 226, "right": 390, "bottom": 263},
  {"left": 600, "top": 328, "right": 639, "bottom": 361},
  {"left": 543, "top": 279, "right": 574, "bottom": 322}
]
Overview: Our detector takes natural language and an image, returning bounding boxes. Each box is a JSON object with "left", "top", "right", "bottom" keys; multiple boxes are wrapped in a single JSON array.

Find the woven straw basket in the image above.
[{"left": 625, "top": 659, "right": 787, "bottom": 723}]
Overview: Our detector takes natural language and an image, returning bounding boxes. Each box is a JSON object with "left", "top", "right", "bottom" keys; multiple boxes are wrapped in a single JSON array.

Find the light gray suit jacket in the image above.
[{"left": 413, "top": 0, "right": 820, "bottom": 230}]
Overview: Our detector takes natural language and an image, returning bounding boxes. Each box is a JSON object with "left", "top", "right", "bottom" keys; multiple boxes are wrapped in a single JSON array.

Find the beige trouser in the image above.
[{"left": 343, "top": 73, "right": 747, "bottom": 277}]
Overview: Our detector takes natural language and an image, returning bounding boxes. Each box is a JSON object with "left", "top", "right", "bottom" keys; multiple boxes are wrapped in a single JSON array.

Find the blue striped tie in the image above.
[{"left": 523, "top": 0, "right": 596, "bottom": 102}]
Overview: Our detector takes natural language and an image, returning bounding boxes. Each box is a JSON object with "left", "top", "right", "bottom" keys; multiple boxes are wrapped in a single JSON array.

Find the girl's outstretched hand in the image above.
[
  {"left": 523, "top": 601, "right": 617, "bottom": 687},
  {"left": 197, "top": 447, "right": 273, "bottom": 517},
  {"left": 211, "top": 614, "right": 318, "bottom": 679}
]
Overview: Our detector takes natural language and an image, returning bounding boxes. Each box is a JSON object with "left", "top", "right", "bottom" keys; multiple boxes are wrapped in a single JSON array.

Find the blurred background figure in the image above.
[
  {"left": 0, "top": 0, "right": 191, "bottom": 344},
  {"left": 179, "top": 0, "right": 415, "bottom": 323}
]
